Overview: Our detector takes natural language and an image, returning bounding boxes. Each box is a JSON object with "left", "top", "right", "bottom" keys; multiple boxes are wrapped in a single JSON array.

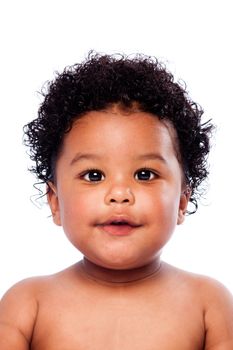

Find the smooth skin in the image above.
[{"left": 0, "top": 105, "right": 233, "bottom": 349}]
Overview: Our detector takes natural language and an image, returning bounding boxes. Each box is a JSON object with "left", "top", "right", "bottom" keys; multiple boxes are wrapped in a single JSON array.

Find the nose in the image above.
[{"left": 104, "top": 185, "right": 135, "bottom": 206}]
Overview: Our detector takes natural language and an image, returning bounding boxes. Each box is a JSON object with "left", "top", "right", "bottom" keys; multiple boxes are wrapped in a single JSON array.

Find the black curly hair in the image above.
[{"left": 23, "top": 52, "right": 214, "bottom": 213}]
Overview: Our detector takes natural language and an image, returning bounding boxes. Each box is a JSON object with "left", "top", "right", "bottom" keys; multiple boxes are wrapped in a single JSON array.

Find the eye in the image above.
[
  {"left": 82, "top": 169, "right": 105, "bottom": 182},
  {"left": 135, "top": 169, "right": 157, "bottom": 181}
]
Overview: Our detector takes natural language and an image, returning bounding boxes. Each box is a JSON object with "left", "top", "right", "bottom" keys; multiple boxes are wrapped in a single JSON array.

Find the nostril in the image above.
[
  {"left": 105, "top": 189, "right": 135, "bottom": 206},
  {"left": 110, "top": 198, "right": 130, "bottom": 203}
]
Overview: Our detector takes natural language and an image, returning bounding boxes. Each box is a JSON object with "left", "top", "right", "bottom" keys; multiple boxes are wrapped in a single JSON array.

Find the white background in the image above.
[{"left": 0, "top": 0, "right": 232, "bottom": 298}]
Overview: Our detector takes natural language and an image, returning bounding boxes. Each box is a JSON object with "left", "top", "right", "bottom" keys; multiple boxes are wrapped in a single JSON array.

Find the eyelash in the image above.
[
  {"left": 80, "top": 168, "right": 105, "bottom": 182},
  {"left": 78, "top": 168, "right": 158, "bottom": 182}
]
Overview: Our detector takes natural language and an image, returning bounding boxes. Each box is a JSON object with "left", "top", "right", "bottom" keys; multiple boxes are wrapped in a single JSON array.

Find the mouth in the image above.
[{"left": 97, "top": 217, "right": 142, "bottom": 236}]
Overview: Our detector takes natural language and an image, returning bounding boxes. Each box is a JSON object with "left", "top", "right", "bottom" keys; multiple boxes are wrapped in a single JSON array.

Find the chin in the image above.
[{"left": 92, "top": 254, "right": 150, "bottom": 270}]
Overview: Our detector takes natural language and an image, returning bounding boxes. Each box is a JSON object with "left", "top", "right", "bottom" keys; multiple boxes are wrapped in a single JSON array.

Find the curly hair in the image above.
[{"left": 23, "top": 52, "right": 214, "bottom": 213}]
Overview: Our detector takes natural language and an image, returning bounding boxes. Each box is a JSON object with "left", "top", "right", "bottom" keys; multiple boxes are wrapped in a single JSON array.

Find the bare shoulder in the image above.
[
  {"left": 0, "top": 267, "right": 74, "bottom": 350},
  {"left": 0, "top": 277, "right": 43, "bottom": 349},
  {"left": 163, "top": 262, "right": 232, "bottom": 295},
  {"left": 197, "top": 275, "right": 233, "bottom": 349},
  {"left": 0, "top": 265, "right": 77, "bottom": 315},
  {"left": 164, "top": 263, "right": 233, "bottom": 348}
]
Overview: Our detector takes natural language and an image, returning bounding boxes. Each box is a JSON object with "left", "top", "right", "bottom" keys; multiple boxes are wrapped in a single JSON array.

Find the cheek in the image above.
[
  {"left": 139, "top": 185, "right": 180, "bottom": 224},
  {"left": 58, "top": 196, "right": 90, "bottom": 250},
  {"left": 59, "top": 188, "right": 102, "bottom": 230}
]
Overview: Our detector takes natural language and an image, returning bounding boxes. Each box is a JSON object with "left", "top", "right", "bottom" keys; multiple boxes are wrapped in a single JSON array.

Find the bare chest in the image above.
[{"left": 31, "top": 288, "right": 205, "bottom": 350}]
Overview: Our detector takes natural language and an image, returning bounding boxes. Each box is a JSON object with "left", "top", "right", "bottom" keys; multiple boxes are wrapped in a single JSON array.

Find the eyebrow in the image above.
[
  {"left": 70, "top": 153, "right": 103, "bottom": 166},
  {"left": 136, "top": 153, "right": 167, "bottom": 163},
  {"left": 70, "top": 152, "right": 167, "bottom": 166}
]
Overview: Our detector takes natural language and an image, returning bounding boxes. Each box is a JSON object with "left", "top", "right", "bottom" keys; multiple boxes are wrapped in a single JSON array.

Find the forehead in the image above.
[{"left": 60, "top": 109, "right": 179, "bottom": 161}]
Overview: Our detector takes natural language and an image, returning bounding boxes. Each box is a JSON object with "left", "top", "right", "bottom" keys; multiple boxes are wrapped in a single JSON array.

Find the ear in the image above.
[
  {"left": 47, "top": 182, "right": 61, "bottom": 226},
  {"left": 177, "top": 187, "right": 191, "bottom": 225}
]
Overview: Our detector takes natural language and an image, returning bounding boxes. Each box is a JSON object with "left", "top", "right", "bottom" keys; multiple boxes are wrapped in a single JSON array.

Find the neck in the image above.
[{"left": 80, "top": 257, "right": 162, "bottom": 285}]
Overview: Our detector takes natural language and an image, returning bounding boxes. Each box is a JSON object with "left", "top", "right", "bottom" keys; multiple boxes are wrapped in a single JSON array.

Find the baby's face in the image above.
[{"left": 48, "top": 107, "right": 189, "bottom": 270}]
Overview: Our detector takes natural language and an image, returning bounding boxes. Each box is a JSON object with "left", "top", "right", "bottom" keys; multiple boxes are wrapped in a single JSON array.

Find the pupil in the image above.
[
  {"left": 138, "top": 170, "right": 150, "bottom": 180},
  {"left": 89, "top": 171, "right": 101, "bottom": 181}
]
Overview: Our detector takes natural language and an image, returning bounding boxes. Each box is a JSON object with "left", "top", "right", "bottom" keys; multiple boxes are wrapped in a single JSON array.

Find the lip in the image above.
[{"left": 97, "top": 215, "right": 142, "bottom": 236}]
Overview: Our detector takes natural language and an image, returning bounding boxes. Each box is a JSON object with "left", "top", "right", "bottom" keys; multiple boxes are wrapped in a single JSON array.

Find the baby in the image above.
[{"left": 0, "top": 53, "right": 233, "bottom": 349}]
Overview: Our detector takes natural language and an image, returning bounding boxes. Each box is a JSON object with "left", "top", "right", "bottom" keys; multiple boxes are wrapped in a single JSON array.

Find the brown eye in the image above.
[
  {"left": 135, "top": 169, "right": 156, "bottom": 181},
  {"left": 83, "top": 170, "right": 105, "bottom": 182}
]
